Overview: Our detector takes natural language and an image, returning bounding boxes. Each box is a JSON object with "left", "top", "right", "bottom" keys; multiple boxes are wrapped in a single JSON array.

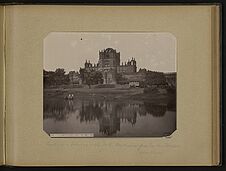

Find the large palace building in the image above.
[{"left": 83, "top": 48, "right": 137, "bottom": 84}]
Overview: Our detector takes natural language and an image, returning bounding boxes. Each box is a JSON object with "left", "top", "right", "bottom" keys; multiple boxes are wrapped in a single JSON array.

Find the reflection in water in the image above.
[
  {"left": 43, "top": 98, "right": 176, "bottom": 137},
  {"left": 44, "top": 99, "right": 77, "bottom": 121},
  {"left": 144, "top": 102, "right": 167, "bottom": 117}
]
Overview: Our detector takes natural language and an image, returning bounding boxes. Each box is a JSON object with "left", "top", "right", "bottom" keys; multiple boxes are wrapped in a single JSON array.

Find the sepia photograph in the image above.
[{"left": 43, "top": 32, "right": 177, "bottom": 137}]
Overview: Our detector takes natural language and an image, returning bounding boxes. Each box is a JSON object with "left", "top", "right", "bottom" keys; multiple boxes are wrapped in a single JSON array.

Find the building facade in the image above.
[{"left": 83, "top": 48, "right": 137, "bottom": 84}]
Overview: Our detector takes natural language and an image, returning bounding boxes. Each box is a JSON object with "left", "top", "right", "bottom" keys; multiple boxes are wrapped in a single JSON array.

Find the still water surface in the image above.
[{"left": 43, "top": 98, "right": 176, "bottom": 137}]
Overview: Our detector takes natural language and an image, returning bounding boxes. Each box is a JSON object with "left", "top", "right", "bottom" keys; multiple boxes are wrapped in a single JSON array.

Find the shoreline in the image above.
[{"left": 44, "top": 86, "right": 175, "bottom": 104}]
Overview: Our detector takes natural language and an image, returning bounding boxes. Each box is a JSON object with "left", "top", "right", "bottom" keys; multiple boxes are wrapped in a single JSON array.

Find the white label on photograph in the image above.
[{"left": 50, "top": 133, "right": 94, "bottom": 138}]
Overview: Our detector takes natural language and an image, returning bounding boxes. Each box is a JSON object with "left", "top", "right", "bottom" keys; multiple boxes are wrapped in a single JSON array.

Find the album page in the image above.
[{"left": 4, "top": 5, "right": 220, "bottom": 166}]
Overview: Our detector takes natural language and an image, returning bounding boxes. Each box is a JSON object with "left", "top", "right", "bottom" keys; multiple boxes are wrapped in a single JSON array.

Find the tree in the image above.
[
  {"left": 115, "top": 73, "right": 128, "bottom": 84},
  {"left": 43, "top": 70, "right": 55, "bottom": 87},
  {"left": 54, "top": 68, "right": 65, "bottom": 85},
  {"left": 145, "top": 71, "right": 167, "bottom": 86},
  {"left": 79, "top": 68, "right": 86, "bottom": 83},
  {"left": 83, "top": 70, "right": 103, "bottom": 88},
  {"left": 93, "top": 71, "right": 104, "bottom": 84},
  {"left": 43, "top": 68, "right": 70, "bottom": 87},
  {"left": 53, "top": 68, "right": 70, "bottom": 85}
]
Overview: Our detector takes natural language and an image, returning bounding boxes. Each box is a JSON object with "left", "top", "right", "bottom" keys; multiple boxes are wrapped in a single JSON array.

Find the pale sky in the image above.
[{"left": 44, "top": 32, "right": 176, "bottom": 73}]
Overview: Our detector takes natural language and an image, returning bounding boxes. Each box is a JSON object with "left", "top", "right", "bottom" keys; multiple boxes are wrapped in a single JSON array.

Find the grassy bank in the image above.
[
  {"left": 44, "top": 87, "right": 142, "bottom": 100},
  {"left": 44, "top": 85, "right": 175, "bottom": 104}
]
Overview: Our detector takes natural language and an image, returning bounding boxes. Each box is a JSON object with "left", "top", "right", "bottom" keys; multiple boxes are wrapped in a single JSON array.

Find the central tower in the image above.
[
  {"left": 97, "top": 48, "right": 120, "bottom": 84},
  {"left": 98, "top": 48, "right": 120, "bottom": 68}
]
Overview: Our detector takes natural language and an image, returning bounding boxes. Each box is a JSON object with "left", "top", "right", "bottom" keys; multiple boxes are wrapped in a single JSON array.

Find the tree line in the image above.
[
  {"left": 44, "top": 68, "right": 104, "bottom": 88},
  {"left": 44, "top": 69, "right": 69, "bottom": 87},
  {"left": 44, "top": 68, "right": 174, "bottom": 88}
]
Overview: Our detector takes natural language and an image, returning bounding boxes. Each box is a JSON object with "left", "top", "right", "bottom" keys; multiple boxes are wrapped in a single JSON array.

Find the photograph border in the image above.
[{"left": 43, "top": 31, "right": 177, "bottom": 138}]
